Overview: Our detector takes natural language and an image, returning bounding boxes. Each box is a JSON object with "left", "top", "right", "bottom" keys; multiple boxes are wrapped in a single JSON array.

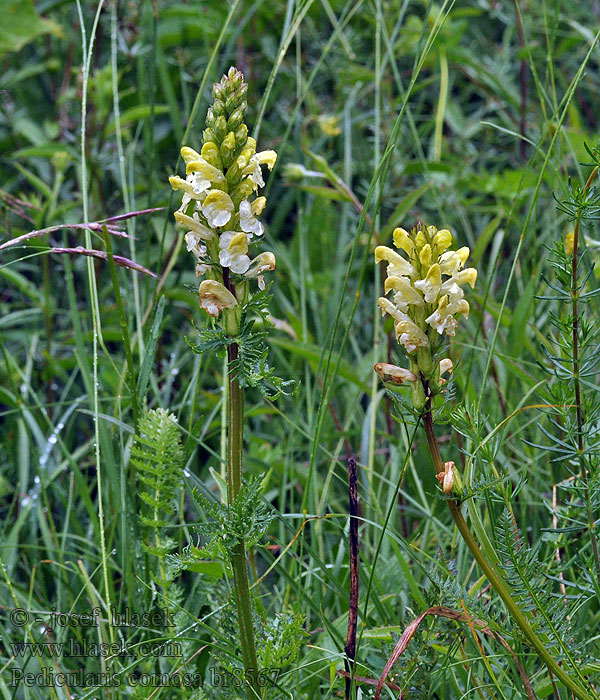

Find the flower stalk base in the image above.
[{"left": 423, "top": 406, "right": 595, "bottom": 700}]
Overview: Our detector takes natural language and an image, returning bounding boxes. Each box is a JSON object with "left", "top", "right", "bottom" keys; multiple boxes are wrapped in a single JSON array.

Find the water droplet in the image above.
[
  {"left": 183, "top": 469, "right": 191, "bottom": 478},
  {"left": 21, "top": 495, "right": 31, "bottom": 507},
  {"left": 34, "top": 476, "right": 40, "bottom": 485}
]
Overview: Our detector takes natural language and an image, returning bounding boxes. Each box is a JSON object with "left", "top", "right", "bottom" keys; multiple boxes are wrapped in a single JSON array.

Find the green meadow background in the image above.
[{"left": 1, "top": 1, "right": 600, "bottom": 698}]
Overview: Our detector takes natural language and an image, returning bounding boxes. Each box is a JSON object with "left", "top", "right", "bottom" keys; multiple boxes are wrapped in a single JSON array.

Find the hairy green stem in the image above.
[
  {"left": 227, "top": 342, "right": 261, "bottom": 700},
  {"left": 423, "top": 405, "right": 596, "bottom": 700}
]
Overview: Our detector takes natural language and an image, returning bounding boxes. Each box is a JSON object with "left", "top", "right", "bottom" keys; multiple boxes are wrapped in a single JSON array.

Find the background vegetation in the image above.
[{"left": 1, "top": 0, "right": 600, "bottom": 698}]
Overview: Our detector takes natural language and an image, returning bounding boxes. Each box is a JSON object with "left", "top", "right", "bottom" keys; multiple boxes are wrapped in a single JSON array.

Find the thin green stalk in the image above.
[
  {"left": 571, "top": 165, "right": 600, "bottom": 582},
  {"left": 422, "top": 406, "right": 596, "bottom": 700},
  {"left": 227, "top": 341, "right": 261, "bottom": 700},
  {"left": 75, "top": 0, "right": 114, "bottom": 645}
]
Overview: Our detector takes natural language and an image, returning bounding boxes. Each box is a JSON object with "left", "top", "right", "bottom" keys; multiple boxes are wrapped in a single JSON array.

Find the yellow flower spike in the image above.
[
  {"left": 433, "top": 228, "right": 452, "bottom": 254},
  {"left": 171, "top": 66, "right": 278, "bottom": 306},
  {"left": 419, "top": 243, "right": 432, "bottom": 267},
  {"left": 414, "top": 263, "right": 442, "bottom": 303},
  {"left": 392, "top": 227, "right": 414, "bottom": 255},
  {"left": 565, "top": 231, "right": 574, "bottom": 256},
  {"left": 375, "top": 221, "right": 477, "bottom": 409}
]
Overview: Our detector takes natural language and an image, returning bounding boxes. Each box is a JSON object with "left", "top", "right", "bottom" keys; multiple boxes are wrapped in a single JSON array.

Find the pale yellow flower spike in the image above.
[
  {"left": 169, "top": 67, "right": 278, "bottom": 317},
  {"left": 374, "top": 222, "right": 477, "bottom": 408}
]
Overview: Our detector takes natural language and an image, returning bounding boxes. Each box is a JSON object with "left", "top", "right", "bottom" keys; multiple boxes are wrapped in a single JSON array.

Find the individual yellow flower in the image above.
[
  {"left": 218, "top": 232, "right": 251, "bottom": 274},
  {"left": 174, "top": 211, "right": 215, "bottom": 240},
  {"left": 374, "top": 245, "right": 416, "bottom": 278},
  {"left": 245, "top": 252, "right": 276, "bottom": 290},
  {"left": 201, "top": 190, "right": 235, "bottom": 228},
  {"left": 239, "top": 199, "right": 264, "bottom": 236}
]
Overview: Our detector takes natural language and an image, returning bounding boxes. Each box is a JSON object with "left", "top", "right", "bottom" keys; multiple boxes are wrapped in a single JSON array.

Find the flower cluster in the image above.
[
  {"left": 169, "top": 67, "right": 277, "bottom": 321},
  {"left": 374, "top": 223, "right": 477, "bottom": 408}
]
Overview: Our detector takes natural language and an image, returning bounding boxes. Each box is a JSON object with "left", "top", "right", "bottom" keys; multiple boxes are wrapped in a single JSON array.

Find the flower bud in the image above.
[{"left": 436, "top": 461, "right": 455, "bottom": 494}]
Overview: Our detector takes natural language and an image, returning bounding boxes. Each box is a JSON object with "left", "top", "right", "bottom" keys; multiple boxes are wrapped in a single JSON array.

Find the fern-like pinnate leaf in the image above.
[
  {"left": 192, "top": 476, "right": 275, "bottom": 550},
  {"left": 496, "top": 508, "right": 592, "bottom": 677},
  {"left": 185, "top": 287, "right": 295, "bottom": 400},
  {"left": 130, "top": 408, "right": 185, "bottom": 583},
  {"left": 168, "top": 476, "right": 274, "bottom": 580}
]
